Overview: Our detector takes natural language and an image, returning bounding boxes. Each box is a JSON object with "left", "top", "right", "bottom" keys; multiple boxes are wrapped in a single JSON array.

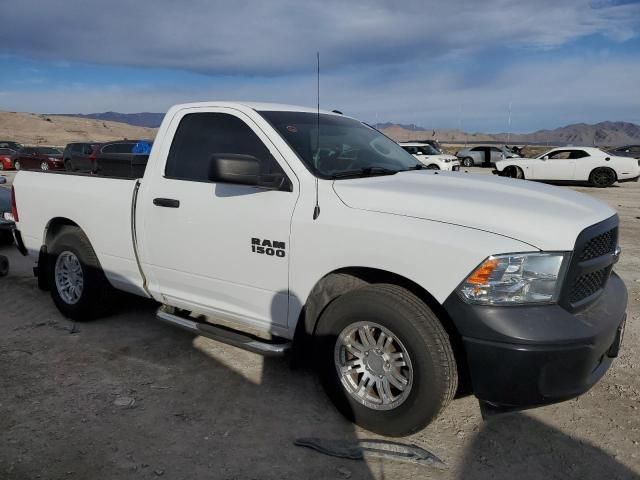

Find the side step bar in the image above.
[{"left": 156, "top": 307, "right": 292, "bottom": 357}]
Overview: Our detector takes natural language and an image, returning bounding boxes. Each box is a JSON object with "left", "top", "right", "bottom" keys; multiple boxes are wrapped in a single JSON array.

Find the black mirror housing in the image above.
[{"left": 208, "top": 154, "right": 290, "bottom": 191}]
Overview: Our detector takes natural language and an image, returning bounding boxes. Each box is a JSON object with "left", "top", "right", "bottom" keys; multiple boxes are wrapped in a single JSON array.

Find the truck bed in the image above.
[{"left": 14, "top": 171, "right": 147, "bottom": 296}]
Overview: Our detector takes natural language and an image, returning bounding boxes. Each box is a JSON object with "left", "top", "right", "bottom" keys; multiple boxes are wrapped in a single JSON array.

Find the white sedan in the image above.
[
  {"left": 494, "top": 146, "right": 640, "bottom": 187},
  {"left": 399, "top": 142, "right": 460, "bottom": 171}
]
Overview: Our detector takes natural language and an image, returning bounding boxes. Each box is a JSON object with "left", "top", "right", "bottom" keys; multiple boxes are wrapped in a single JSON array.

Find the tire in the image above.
[
  {"left": 462, "top": 157, "right": 474, "bottom": 168},
  {"left": 504, "top": 165, "right": 524, "bottom": 179},
  {"left": 0, "top": 230, "right": 13, "bottom": 246},
  {"left": 64, "top": 159, "right": 74, "bottom": 171},
  {"left": 314, "top": 284, "right": 458, "bottom": 437},
  {"left": 0, "top": 162, "right": 4, "bottom": 171},
  {"left": 14, "top": 161, "right": 21, "bottom": 170},
  {"left": 47, "top": 226, "right": 113, "bottom": 320},
  {"left": 0, "top": 255, "right": 8, "bottom": 277},
  {"left": 40, "top": 161, "right": 49, "bottom": 171},
  {"left": 589, "top": 167, "right": 616, "bottom": 188},
  {"left": 426, "top": 164, "right": 440, "bottom": 170}
]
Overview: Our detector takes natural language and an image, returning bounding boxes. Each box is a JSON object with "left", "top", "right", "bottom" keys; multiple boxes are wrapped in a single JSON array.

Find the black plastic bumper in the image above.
[
  {"left": 443, "top": 272, "right": 627, "bottom": 408},
  {"left": 618, "top": 175, "right": 640, "bottom": 183}
]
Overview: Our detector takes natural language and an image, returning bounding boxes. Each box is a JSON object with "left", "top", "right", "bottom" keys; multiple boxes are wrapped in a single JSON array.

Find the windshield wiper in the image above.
[{"left": 330, "top": 167, "right": 400, "bottom": 179}]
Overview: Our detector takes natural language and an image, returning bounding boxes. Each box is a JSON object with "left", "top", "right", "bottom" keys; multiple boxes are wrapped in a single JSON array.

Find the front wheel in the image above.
[
  {"left": 504, "top": 165, "right": 524, "bottom": 179},
  {"left": 48, "top": 226, "right": 113, "bottom": 320},
  {"left": 589, "top": 167, "right": 616, "bottom": 187},
  {"left": 40, "top": 161, "right": 49, "bottom": 171},
  {"left": 426, "top": 164, "right": 440, "bottom": 170},
  {"left": 314, "top": 284, "right": 458, "bottom": 437},
  {"left": 462, "top": 157, "right": 474, "bottom": 168}
]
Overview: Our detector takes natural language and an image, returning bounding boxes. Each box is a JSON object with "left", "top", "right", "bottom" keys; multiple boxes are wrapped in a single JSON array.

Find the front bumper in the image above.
[{"left": 443, "top": 271, "right": 627, "bottom": 408}]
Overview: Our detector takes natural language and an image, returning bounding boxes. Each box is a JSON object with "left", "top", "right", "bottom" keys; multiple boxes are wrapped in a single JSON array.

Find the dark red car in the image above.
[
  {"left": 0, "top": 148, "right": 17, "bottom": 171},
  {"left": 14, "top": 147, "right": 64, "bottom": 171}
]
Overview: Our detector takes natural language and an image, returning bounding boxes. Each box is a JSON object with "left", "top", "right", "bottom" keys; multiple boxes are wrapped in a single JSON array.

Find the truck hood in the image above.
[{"left": 332, "top": 171, "right": 616, "bottom": 250}]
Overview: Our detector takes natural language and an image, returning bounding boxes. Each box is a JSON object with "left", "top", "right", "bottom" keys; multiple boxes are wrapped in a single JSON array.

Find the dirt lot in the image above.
[{"left": 1, "top": 171, "right": 639, "bottom": 479}]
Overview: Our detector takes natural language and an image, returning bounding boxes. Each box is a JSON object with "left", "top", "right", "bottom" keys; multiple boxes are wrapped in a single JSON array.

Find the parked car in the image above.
[
  {"left": 0, "top": 177, "right": 14, "bottom": 244},
  {"left": 0, "top": 141, "right": 23, "bottom": 151},
  {"left": 94, "top": 140, "right": 153, "bottom": 178},
  {"left": 62, "top": 142, "right": 99, "bottom": 172},
  {"left": 608, "top": 145, "right": 640, "bottom": 159},
  {"left": 0, "top": 148, "right": 17, "bottom": 170},
  {"left": 456, "top": 145, "right": 520, "bottom": 167},
  {"left": 14, "top": 147, "right": 64, "bottom": 171},
  {"left": 495, "top": 146, "right": 640, "bottom": 187},
  {"left": 12, "top": 102, "right": 627, "bottom": 437},
  {"left": 399, "top": 142, "right": 460, "bottom": 170}
]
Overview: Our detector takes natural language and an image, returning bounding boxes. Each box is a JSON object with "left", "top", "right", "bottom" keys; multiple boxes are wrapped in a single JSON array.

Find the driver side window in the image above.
[
  {"left": 165, "top": 112, "right": 284, "bottom": 182},
  {"left": 547, "top": 150, "right": 572, "bottom": 160}
]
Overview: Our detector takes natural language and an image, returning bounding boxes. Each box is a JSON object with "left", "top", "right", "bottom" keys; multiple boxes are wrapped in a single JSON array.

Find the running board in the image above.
[{"left": 156, "top": 307, "right": 291, "bottom": 357}]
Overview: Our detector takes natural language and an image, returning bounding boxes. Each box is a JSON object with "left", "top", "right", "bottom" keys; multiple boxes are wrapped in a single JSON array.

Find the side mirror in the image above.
[
  {"left": 208, "top": 154, "right": 289, "bottom": 190},
  {"left": 542, "top": 155, "right": 548, "bottom": 160}
]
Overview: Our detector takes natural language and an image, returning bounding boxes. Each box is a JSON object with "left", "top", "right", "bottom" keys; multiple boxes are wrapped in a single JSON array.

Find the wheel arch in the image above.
[
  {"left": 295, "top": 266, "right": 470, "bottom": 394},
  {"left": 38, "top": 217, "right": 88, "bottom": 291},
  {"left": 589, "top": 165, "right": 618, "bottom": 181}
]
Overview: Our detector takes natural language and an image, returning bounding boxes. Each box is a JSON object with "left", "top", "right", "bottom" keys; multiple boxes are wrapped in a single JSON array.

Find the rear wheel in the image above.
[
  {"left": 589, "top": 167, "right": 616, "bottom": 187},
  {"left": 314, "top": 284, "right": 458, "bottom": 437},
  {"left": 48, "top": 226, "right": 114, "bottom": 320},
  {"left": 14, "top": 161, "right": 21, "bottom": 170},
  {"left": 0, "top": 162, "right": 4, "bottom": 171},
  {"left": 40, "top": 161, "right": 49, "bottom": 171},
  {"left": 462, "top": 157, "right": 474, "bottom": 168}
]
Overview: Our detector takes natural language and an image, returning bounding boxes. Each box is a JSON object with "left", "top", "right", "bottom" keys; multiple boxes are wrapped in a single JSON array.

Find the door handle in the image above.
[{"left": 153, "top": 198, "right": 180, "bottom": 208}]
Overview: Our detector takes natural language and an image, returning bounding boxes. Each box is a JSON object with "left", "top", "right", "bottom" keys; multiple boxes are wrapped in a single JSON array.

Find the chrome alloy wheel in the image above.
[
  {"left": 54, "top": 251, "right": 84, "bottom": 305},
  {"left": 334, "top": 321, "right": 413, "bottom": 411}
]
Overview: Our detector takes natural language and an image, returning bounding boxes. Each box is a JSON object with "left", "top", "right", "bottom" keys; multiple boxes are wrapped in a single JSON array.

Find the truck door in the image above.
[{"left": 138, "top": 109, "right": 298, "bottom": 331}]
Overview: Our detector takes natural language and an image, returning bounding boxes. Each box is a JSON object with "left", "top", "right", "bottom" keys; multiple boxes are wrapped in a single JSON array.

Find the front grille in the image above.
[
  {"left": 570, "top": 269, "right": 608, "bottom": 304},
  {"left": 561, "top": 216, "right": 619, "bottom": 311},
  {"left": 580, "top": 228, "right": 617, "bottom": 261}
]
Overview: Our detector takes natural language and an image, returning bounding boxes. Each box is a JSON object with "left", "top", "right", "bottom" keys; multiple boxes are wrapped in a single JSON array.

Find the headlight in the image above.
[
  {"left": 458, "top": 252, "right": 568, "bottom": 305},
  {"left": 444, "top": 159, "right": 451, "bottom": 163}
]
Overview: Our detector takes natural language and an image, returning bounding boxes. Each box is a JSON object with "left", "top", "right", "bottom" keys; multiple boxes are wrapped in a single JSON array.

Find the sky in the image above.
[{"left": 0, "top": 0, "right": 639, "bottom": 132}]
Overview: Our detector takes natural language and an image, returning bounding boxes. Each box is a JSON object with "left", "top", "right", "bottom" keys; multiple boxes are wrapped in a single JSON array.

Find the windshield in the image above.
[
  {"left": 260, "top": 111, "right": 420, "bottom": 178},
  {"left": 35, "top": 147, "right": 62, "bottom": 155},
  {"left": 416, "top": 145, "right": 440, "bottom": 155}
]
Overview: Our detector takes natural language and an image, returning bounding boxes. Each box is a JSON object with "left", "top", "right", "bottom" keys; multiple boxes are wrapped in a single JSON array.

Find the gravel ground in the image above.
[{"left": 1, "top": 170, "right": 639, "bottom": 479}]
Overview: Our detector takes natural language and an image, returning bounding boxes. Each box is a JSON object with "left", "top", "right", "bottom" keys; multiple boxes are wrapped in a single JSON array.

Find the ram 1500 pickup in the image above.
[{"left": 11, "top": 102, "right": 628, "bottom": 436}]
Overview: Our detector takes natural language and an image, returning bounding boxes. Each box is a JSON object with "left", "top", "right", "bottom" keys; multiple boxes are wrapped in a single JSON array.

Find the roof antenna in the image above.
[{"left": 313, "top": 51, "right": 321, "bottom": 220}]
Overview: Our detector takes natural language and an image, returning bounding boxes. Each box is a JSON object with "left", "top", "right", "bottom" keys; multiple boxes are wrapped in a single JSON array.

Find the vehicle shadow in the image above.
[{"left": 457, "top": 413, "right": 637, "bottom": 479}]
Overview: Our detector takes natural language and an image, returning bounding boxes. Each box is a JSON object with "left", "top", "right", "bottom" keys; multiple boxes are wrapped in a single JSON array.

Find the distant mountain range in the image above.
[
  {"left": 56, "top": 112, "right": 166, "bottom": 128},
  {"left": 55, "top": 112, "right": 640, "bottom": 146},
  {"left": 375, "top": 121, "right": 640, "bottom": 146}
]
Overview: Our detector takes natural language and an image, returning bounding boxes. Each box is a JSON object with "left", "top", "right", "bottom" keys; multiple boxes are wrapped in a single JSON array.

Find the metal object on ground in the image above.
[{"left": 294, "top": 437, "right": 446, "bottom": 469}]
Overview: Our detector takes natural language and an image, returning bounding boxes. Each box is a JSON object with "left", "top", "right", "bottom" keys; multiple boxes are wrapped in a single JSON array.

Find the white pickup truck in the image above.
[{"left": 11, "top": 102, "right": 628, "bottom": 436}]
